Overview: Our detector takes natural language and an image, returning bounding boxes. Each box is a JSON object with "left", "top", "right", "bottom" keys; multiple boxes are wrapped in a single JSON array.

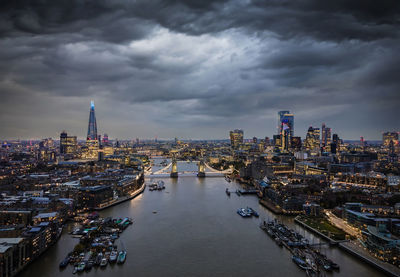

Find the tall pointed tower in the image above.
[{"left": 87, "top": 101, "right": 98, "bottom": 142}]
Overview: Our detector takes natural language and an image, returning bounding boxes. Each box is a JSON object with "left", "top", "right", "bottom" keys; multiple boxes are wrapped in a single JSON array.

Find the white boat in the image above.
[
  {"left": 109, "top": 250, "right": 118, "bottom": 263},
  {"left": 100, "top": 258, "right": 108, "bottom": 267}
]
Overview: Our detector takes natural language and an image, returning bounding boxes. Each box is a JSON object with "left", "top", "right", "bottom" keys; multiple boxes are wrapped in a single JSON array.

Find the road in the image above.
[{"left": 325, "top": 210, "right": 361, "bottom": 238}]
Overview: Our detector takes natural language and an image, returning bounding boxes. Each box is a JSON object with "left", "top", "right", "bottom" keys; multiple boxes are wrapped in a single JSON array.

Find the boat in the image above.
[
  {"left": 292, "top": 255, "right": 310, "bottom": 270},
  {"left": 246, "top": 207, "right": 259, "bottom": 217},
  {"left": 328, "top": 260, "right": 340, "bottom": 270},
  {"left": 109, "top": 250, "right": 118, "bottom": 263},
  {"left": 117, "top": 250, "right": 126, "bottom": 264},
  {"left": 157, "top": 180, "right": 165, "bottom": 190},
  {"left": 100, "top": 258, "right": 108, "bottom": 267},
  {"left": 225, "top": 188, "right": 230, "bottom": 196},
  {"left": 95, "top": 253, "right": 103, "bottom": 266},
  {"left": 85, "top": 260, "right": 93, "bottom": 271},
  {"left": 77, "top": 262, "right": 85, "bottom": 272},
  {"left": 237, "top": 208, "right": 251, "bottom": 217},
  {"left": 275, "top": 237, "right": 283, "bottom": 246},
  {"left": 59, "top": 256, "right": 70, "bottom": 268}
]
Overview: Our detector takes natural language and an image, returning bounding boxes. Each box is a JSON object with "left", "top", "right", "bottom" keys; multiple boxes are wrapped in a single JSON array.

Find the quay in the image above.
[
  {"left": 238, "top": 189, "right": 258, "bottom": 195},
  {"left": 259, "top": 199, "right": 283, "bottom": 215},
  {"left": 94, "top": 183, "right": 146, "bottom": 211},
  {"left": 339, "top": 242, "right": 400, "bottom": 277},
  {"left": 295, "top": 216, "right": 400, "bottom": 277},
  {"left": 259, "top": 220, "right": 340, "bottom": 274}
]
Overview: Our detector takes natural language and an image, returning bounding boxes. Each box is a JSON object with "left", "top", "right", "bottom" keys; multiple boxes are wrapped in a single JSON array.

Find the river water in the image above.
[{"left": 19, "top": 160, "right": 384, "bottom": 277}]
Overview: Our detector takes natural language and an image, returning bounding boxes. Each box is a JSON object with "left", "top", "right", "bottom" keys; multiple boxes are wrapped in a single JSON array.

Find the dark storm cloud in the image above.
[{"left": 0, "top": 0, "right": 399, "bottom": 139}]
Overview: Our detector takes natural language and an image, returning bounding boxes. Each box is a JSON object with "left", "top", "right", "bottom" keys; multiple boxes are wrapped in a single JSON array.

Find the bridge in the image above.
[{"left": 145, "top": 158, "right": 232, "bottom": 178}]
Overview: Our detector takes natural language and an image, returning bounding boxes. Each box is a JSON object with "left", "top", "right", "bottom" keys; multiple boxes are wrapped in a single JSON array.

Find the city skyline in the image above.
[
  {"left": 1, "top": 1, "right": 400, "bottom": 140},
  {"left": 0, "top": 101, "right": 398, "bottom": 142}
]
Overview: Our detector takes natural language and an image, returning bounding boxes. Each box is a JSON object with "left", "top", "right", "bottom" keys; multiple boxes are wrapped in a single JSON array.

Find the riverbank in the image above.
[
  {"left": 295, "top": 215, "right": 347, "bottom": 241},
  {"left": 259, "top": 199, "right": 283, "bottom": 214},
  {"left": 18, "top": 175, "right": 386, "bottom": 277},
  {"left": 294, "top": 216, "right": 340, "bottom": 244},
  {"left": 339, "top": 242, "right": 400, "bottom": 277},
  {"left": 94, "top": 183, "right": 146, "bottom": 211},
  {"left": 295, "top": 216, "right": 400, "bottom": 277}
]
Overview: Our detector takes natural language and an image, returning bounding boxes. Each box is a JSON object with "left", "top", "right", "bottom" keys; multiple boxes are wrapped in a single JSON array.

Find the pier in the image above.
[{"left": 94, "top": 183, "right": 146, "bottom": 211}]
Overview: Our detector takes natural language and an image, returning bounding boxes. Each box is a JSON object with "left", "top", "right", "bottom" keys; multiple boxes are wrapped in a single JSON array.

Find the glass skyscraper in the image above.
[
  {"left": 87, "top": 101, "right": 98, "bottom": 142},
  {"left": 277, "top": 111, "right": 294, "bottom": 151},
  {"left": 230, "top": 129, "right": 244, "bottom": 149}
]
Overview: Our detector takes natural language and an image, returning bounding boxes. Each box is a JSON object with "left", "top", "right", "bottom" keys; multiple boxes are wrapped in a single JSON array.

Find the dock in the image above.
[
  {"left": 295, "top": 216, "right": 400, "bottom": 277},
  {"left": 260, "top": 220, "right": 340, "bottom": 273},
  {"left": 94, "top": 183, "right": 146, "bottom": 211}
]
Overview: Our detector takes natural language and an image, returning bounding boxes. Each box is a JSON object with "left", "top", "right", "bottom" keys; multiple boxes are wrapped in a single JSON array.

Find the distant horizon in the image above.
[{"left": 0, "top": 135, "right": 388, "bottom": 143}]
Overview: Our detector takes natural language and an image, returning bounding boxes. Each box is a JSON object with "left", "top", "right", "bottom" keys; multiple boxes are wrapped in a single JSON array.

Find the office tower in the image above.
[
  {"left": 389, "top": 140, "right": 395, "bottom": 155},
  {"left": 102, "top": 133, "right": 109, "bottom": 146},
  {"left": 278, "top": 111, "right": 294, "bottom": 152},
  {"left": 253, "top": 137, "right": 258, "bottom": 144},
  {"left": 304, "top": 126, "right": 320, "bottom": 153},
  {"left": 229, "top": 129, "right": 244, "bottom": 149},
  {"left": 290, "top": 136, "right": 302, "bottom": 151},
  {"left": 321, "top": 123, "right": 332, "bottom": 148},
  {"left": 273, "top": 135, "right": 281, "bottom": 149},
  {"left": 360, "top": 136, "right": 365, "bottom": 147},
  {"left": 60, "top": 131, "right": 77, "bottom": 155},
  {"left": 332, "top": 133, "right": 340, "bottom": 154},
  {"left": 87, "top": 101, "right": 98, "bottom": 143},
  {"left": 278, "top": 110, "right": 290, "bottom": 133},
  {"left": 278, "top": 111, "right": 294, "bottom": 137},
  {"left": 264, "top": 137, "right": 270, "bottom": 146},
  {"left": 382, "top": 132, "right": 398, "bottom": 147}
]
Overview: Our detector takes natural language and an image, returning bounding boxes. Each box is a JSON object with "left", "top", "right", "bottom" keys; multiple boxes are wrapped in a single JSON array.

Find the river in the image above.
[{"left": 19, "top": 160, "right": 384, "bottom": 277}]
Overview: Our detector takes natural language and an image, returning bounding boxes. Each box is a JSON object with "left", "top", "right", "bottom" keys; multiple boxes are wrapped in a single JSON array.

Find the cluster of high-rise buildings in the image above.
[
  {"left": 58, "top": 101, "right": 113, "bottom": 160},
  {"left": 229, "top": 111, "right": 342, "bottom": 156}
]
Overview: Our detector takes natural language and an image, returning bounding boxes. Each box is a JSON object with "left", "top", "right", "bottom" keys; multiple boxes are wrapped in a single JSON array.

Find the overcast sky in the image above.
[{"left": 1, "top": 0, "right": 399, "bottom": 140}]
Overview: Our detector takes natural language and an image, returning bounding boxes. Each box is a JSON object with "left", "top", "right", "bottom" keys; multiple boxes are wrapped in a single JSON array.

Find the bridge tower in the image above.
[
  {"left": 197, "top": 159, "right": 205, "bottom": 178},
  {"left": 170, "top": 157, "right": 178, "bottom": 178}
]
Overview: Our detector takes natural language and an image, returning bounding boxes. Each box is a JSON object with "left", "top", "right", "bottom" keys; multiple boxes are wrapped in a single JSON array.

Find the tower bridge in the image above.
[{"left": 145, "top": 159, "right": 232, "bottom": 178}]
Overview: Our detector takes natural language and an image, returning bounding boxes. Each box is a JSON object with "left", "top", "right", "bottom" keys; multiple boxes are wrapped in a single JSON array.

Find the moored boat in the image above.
[
  {"left": 117, "top": 250, "right": 126, "bottom": 264},
  {"left": 95, "top": 253, "right": 103, "bottom": 266},
  {"left": 59, "top": 256, "right": 70, "bottom": 268},
  {"left": 100, "top": 258, "right": 108, "bottom": 267},
  {"left": 292, "top": 255, "right": 310, "bottom": 270},
  {"left": 77, "top": 262, "right": 85, "bottom": 272},
  {"left": 110, "top": 250, "right": 118, "bottom": 263}
]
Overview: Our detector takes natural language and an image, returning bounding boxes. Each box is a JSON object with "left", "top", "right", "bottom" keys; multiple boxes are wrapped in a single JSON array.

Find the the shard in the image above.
[{"left": 87, "top": 101, "right": 98, "bottom": 141}]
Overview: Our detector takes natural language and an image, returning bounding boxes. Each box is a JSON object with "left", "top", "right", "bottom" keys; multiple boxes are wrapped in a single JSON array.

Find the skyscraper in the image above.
[
  {"left": 278, "top": 111, "right": 294, "bottom": 137},
  {"left": 321, "top": 123, "right": 332, "bottom": 152},
  {"left": 304, "top": 126, "right": 320, "bottom": 154},
  {"left": 60, "top": 131, "right": 77, "bottom": 156},
  {"left": 382, "top": 132, "right": 398, "bottom": 147},
  {"left": 332, "top": 133, "right": 340, "bottom": 154},
  {"left": 102, "top": 133, "right": 109, "bottom": 146},
  {"left": 87, "top": 101, "right": 98, "bottom": 142},
  {"left": 230, "top": 129, "right": 244, "bottom": 149},
  {"left": 277, "top": 111, "right": 294, "bottom": 152}
]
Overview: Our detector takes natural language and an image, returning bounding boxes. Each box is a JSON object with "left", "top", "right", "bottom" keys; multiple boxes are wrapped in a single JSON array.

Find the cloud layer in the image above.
[{"left": 1, "top": 0, "right": 399, "bottom": 140}]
